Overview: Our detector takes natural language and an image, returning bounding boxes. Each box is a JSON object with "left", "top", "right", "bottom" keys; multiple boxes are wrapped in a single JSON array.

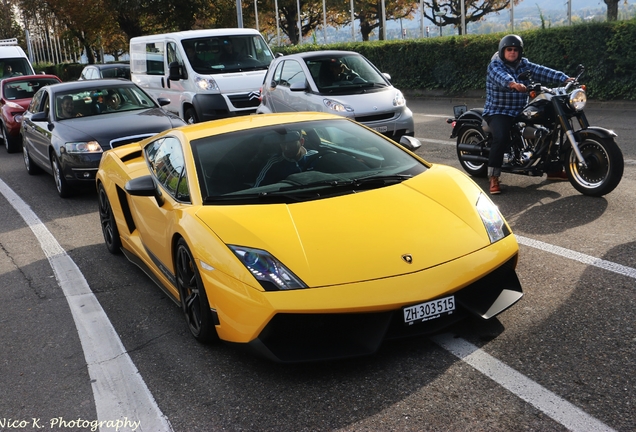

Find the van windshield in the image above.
[
  {"left": 181, "top": 35, "right": 274, "bottom": 74},
  {"left": 1, "top": 58, "right": 35, "bottom": 78}
]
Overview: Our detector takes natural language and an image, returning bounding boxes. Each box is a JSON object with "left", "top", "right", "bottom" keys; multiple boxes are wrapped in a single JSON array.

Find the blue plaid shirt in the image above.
[{"left": 483, "top": 54, "right": 569, "bottom": 117}]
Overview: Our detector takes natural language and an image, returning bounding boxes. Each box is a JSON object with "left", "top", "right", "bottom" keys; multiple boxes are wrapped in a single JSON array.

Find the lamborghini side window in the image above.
[{"left": 145, "top": 136, "right": 190, "bottom": 202}]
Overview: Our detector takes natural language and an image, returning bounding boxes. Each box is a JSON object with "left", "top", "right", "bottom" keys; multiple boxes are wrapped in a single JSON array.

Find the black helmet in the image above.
[{"left": 498, "top": 34, "right": 524, "bottom": 63}]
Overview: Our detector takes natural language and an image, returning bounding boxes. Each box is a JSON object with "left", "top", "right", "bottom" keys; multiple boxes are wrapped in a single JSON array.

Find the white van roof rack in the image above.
[{"left": 0, "top": 38, "right": 19, "bottom": 46}]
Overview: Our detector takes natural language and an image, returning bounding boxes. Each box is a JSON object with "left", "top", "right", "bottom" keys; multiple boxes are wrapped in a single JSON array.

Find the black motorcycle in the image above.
[{"left": 448, "top": 65, "right": 623, "bottom": 197}]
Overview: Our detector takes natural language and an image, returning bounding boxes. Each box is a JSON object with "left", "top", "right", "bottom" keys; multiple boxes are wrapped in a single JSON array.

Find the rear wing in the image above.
[{"left": 0, "top": 38, "right": 18, "bottom": 46}]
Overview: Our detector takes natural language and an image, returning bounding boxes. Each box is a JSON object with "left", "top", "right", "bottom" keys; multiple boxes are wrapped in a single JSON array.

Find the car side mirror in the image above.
[
  {"left": 125, "top": 175, "right": 165, "bottom": 207},
  {"left": 157, "top": 97, "right": 170, "bottom": 107},
  {"left": 399, "top": 135, "right": 422, "bottom": 151},
  {"left": 290, "top": 81, "right": 307, "bottom": 92},
  {"left": 168, "top": 61, "right": 185, "bottom": 81},
  {"left": 31, "top": 111, "right": 48, "bottom": 122}
]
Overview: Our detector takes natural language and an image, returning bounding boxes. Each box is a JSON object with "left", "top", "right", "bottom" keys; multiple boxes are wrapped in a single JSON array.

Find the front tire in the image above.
[
  {"left": 457, "top": 126, "right": 489, "bottom": 178},
  {"left": 97, "top": 183, "right": 122, "bottom": 254},
  {"left": 3, "top": 124, "right": 21, "bottom": 153},
  {"left": 175, "top": 239, "right": 218, "bottom": 343},
  {"left": 51, "top": 154, "right": 73, "bottom": 198},
  {"left": 184, "top": 107, "right": 198, "bottom": 125},
  {"left": 566, "top": 136, "right": 623, "bottom": 197}
]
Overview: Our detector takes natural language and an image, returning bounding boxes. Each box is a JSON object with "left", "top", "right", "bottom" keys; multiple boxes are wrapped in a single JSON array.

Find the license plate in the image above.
[
  {"left": 373, "top": 126, "right": 388, "bottom": 133},
  {"left": 403, "top": 295, "right": 455, "bottom": 325}
]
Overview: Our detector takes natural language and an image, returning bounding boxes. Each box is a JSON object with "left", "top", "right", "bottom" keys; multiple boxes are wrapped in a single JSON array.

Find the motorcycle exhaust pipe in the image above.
[
  {"left": 458, "top": 143, "right": 489, "bottom": 153},
  {"left": 461, "top": 154, "right": 489, "bottom": 164}
]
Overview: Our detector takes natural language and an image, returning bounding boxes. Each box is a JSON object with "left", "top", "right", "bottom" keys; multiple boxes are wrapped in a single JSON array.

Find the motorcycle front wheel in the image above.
[
  {"left": 456, "top": 126, "right": 489, "bottom": 178},
  {"left": 566, "top": 136, "right": 624, "bottom": 197}
]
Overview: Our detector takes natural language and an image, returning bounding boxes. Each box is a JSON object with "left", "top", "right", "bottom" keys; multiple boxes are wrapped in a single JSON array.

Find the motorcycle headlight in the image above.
[
  {"left": 195, "top": 75, "right": 219, "bottom": 92},
  {"left": 393, "top": 90, "right": 406, "bottom": 107},
  {"left": 229, "top": 245, "right": 308, "bottom": 291},
  {"left": 323, "top": 98, "right": 353, "bottom": 113},
  {"left": 476, "top": 194, "right": 510, "bottom": 243},
  {"left": 64, "top": 141, "right": 103, "bottom": 153},
  {"left": 568, "top": 88, "right": 586, "bottom": 111}
]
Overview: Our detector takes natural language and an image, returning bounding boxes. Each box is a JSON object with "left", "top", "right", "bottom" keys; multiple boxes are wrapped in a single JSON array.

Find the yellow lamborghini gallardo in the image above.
[{"left": 96, "top": 112, "right": 522, "bottom": 362}]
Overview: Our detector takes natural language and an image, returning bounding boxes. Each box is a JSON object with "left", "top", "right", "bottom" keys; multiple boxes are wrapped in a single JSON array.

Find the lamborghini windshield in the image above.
[{"left": 191, "top": 119, "right": 427, "bottom": 204}]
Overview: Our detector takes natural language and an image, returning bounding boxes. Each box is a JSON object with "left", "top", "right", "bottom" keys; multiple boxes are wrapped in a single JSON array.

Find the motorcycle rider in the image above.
[{"left": 484, "top": 34, "right": 573, "bottom": 194}]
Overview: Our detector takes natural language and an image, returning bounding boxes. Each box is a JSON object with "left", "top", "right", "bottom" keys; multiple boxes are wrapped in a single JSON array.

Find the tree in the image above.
[
  {"left": 604, "top": 0, "right": 620, "bottom": 21},
  {"left": 326, "top": 0, "right": 419, "bottom": 42},
  {"left": 421, "top": 0, "right": 514, "bottom": 35},
  {"left": 0, "top": 0, "right": 22, "bottom": 40}
]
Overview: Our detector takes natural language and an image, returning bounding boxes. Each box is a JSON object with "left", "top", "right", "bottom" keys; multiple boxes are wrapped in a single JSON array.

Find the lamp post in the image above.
[{"left": 434, "top": 10, "right": 445, "bottom": 37}]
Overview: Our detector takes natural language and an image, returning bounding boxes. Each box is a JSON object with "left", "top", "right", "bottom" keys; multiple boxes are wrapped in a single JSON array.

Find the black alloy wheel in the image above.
[
  {"left": 97, "top": 183, "right": 122, "bottom": 254},
  {"left": 175, "top": 239, "right": 218, "bottom": 343}
]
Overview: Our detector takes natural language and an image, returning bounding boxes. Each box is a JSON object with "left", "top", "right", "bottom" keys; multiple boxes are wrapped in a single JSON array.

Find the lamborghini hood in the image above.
[{"left": 196, "top": 165, "right": 498, "bottom": 288}]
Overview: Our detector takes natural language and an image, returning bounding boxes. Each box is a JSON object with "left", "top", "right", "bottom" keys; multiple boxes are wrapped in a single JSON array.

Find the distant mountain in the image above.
[{"left": 517, "top": 0, "right": 606, "bottom": 11}]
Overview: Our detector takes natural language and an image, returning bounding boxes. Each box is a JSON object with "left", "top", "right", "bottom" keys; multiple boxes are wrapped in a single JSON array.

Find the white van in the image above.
[
  {"left": 130, "top": 29, "right": 275, "bottom": 124},
  {"left": 0, "top": 39, "right": 35, "bottom": 78}
]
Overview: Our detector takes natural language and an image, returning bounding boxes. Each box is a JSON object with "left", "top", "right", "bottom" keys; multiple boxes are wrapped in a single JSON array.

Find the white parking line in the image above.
[
  {"left": 516, "top": 235, "right": 636, "bottom": 280},
  {"left": 0, "top": 179, "right": 173, "bottom": 432},
  {"left": 431, "top": 334, "right": 616, "bottom": 432}
]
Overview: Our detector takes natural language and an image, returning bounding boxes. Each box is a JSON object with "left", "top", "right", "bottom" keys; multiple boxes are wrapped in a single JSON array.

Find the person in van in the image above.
[
  {"left": 219, "top": 39, "right": 240, "bottom": 63},
  {"left": 3, "top": 64, "right": 22, "bottom": 77}
]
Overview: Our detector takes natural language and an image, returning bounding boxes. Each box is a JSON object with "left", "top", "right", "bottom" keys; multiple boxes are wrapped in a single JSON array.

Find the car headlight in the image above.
[
  {"left": 568, "top": 88, "right": 586, "bottom": 111},
  {"left": 393, "top": 90, "right": 406, "bottom": 107},
  {"left": 229, "top": 245, "right": 307, "bottom": 291},
  {"left": 323, "top": 98, "right": 353, "bottom": 113},
  {"left": 195, "top": 76, "right": 219, "bottom": 92},
  {"left": 476, "top": 193, "right": 510, "bottom": 243},
  {"left": 64, "top": 141, "right": 103, "bottom": 153}
]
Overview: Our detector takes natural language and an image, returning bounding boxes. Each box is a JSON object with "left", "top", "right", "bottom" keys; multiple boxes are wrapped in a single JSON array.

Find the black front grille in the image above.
[
  {"left": 228, "top": 93, "right": 261, "bottom": 109},
  {"left": 355, "top": 112, "right": 395, "bottom": 123}
]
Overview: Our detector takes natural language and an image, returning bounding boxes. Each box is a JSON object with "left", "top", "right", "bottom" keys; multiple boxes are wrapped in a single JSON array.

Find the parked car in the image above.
[
  {"left": 256, "top": 50, "right": 415, "bottom": 142},
  {"left": 79, "top": 63, "right": 130, "bottom": 80},
  {"left": 96, "top": 111, "right": 523, "bottom": 362},
  {"left": 21, "top": 79, "right": 186, "bottom": 197},
  {"left": 1, "top": 74, "right": 61, "bottom": 153}
]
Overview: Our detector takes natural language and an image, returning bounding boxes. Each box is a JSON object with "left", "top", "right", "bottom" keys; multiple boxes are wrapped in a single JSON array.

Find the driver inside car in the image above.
[{"left": 254, "top": 131, "right": 318, "bottom": 187}]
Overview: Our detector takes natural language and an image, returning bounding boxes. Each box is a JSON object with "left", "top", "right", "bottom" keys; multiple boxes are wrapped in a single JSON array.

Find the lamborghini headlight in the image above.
[
  {"left": 323, "top": 98, "right": 353, "bottom": 113},
  {"left": 476, "top": 194, "right": 510, "bottom": 243},
  {"left": 64, "top": 141, "right": 103, "bottom": 153},
  {"left": 229, "top": 245, "right": 307, "bottom": 291},
  {"left": 568, "top": 88, "right": 586, "bottom": 111}
]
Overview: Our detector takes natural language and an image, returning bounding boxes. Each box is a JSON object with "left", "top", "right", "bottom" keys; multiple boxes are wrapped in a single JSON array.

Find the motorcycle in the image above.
[{"left": 448, "top": 65, "right": 623, "bottom": 197}]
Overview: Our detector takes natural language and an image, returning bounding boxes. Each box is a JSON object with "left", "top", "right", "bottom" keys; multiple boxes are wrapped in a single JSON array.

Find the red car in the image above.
[{"left": 1, "top": 74, "right": 61, "bottom": 153}]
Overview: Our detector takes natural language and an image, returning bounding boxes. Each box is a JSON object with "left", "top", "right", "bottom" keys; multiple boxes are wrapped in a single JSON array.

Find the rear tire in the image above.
[
  {"left": 456, "top": 126, "right": 489, "bottom": 178},
  {"left": 567, "top": 136, "right": 623, "bottom": 197},
  {"left": 23, "top": 145, "right": 42, "bottom": 175}
]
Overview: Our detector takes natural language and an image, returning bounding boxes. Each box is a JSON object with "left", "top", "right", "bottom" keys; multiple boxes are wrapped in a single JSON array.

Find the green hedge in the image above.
[{"left": 274, "top": 19, "right": 636, "bottom": 101}]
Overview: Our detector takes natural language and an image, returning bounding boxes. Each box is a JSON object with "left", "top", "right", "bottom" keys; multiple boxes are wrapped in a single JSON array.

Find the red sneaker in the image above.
[
  {"left": 489, "top": 176, "right": 501, "bottom": 194},
  {"left": 546, "top": 170, "right": 568, "bottom": 181}
]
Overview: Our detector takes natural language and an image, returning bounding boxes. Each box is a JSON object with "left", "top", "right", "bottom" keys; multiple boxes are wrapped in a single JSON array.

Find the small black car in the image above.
[{"left": 21, "top": 79, "right": 186, "bottom": 197}]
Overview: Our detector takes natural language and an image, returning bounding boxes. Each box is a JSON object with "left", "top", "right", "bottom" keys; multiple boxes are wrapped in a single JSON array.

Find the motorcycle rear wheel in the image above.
[
  {"left": 566, "top": 136, "right": 623, "bottom": 197},
  {"left": 457, "top": 127, "right": 488, "bottom": 178}
]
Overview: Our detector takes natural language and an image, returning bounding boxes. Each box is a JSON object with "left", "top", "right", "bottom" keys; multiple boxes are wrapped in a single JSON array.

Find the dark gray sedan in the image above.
[{"left": 21, "top": 79, "right": 186, "bottom": 197}]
